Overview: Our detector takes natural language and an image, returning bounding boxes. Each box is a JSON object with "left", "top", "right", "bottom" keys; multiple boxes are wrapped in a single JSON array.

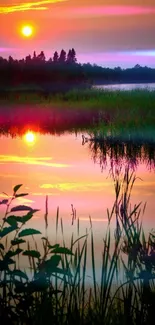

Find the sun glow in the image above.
[
  {"left": 24, "top": 131, "right": 36, "bottom": 145},
  {"left": 21, "top": 25, "right": 33, "bottom": 37}
]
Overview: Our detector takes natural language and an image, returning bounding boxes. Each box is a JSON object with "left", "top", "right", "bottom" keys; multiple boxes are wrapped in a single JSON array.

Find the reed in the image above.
[{"left": 0, "top": 168, "right": 154, "bottom": 324}]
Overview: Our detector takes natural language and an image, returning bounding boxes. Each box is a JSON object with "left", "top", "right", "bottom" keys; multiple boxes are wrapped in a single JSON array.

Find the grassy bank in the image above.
[
  {"left": 0, "top": 89, "right": 155, "bottom": 132},
  {"left": 0, "top": 169, "right": 155, "bottom": 324}
]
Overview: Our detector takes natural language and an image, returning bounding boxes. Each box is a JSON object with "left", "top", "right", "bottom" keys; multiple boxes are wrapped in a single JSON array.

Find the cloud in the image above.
[
  {"left": 0, "top": 155, "right": 71, "bottom": 168},
  {"left": 78, "top": 51, "right": 155, "bottom": 67},
  {"left": 40, "top": 182, "right": 110, "bottom": 192},
  {"left": 43, "top": 5, "right": 155, "bottom": 18},
  {"left": 32, "top": 192, "right": 60, "bottom": 196},
  {"left": 16, "top": 197, "right": 35, "bottom": 204},
  {"left": 69, "top": 6, "right": 155, "bottom": 17},
  {"left": 0, "top": 47, "right": 22, "bottom": 53},
  {"left": 0, "top": 0, "right": 66, "bottom": 14}
]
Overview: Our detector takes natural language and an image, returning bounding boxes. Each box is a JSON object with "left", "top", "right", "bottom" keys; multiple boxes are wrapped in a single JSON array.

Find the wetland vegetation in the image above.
[{"left": 0, "top": 170, "right": 155, "bottom": 325}]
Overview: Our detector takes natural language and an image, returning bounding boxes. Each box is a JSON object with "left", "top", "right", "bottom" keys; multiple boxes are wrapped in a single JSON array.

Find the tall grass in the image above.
[
  {"left": 1, "top": 88, "right": 155, "bottom": 113},
  {"left": 0, "top": 169, "right": 155, "bottom": 324}
]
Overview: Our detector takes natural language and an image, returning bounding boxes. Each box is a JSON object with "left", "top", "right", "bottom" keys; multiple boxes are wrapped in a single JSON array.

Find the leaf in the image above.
[
  {"left": 0, "top": 199, "right": 8, "bottom": 205},
  {"left": 15, "top": 193, "right": 28, "bottom": 198},
  {"left": 18, "top": 228, "right": 41, "bottom": 237},
  {"left": 22, "top": 212, "right": 33, "bottom": 224},
  {"left": 5, "top": 216, "right": 18, "bottom": 227},
  {"left": 11, "top": 238, "right": 26, "bottom": 246},
  {"left": 10, "top": 269, "right": 28, "bottom": 281},
  {"left": 48, "top": 244, "right": 60, "bottom": 249},
  {"left": 44, "top": 255, "right": 61, "bottom": 275},
  {"left": 0, "top": 257, "right": 15, "bottom": 271},
  {"left": 13, "top": 184, "right": 23, "bottom": 193},
  {"left": 0, "top": 225, "right": 17, "bottom": 238},
  {"left": 6, "top": 248, "right": 23, "bottom": 258},
  {"left": 50, "top": 247, "right": 74, "bottom": 255},
  {"left": 27, "top": 277, "right": 48, "bottom": 292},
  {"left": 54, "top": 267, "right": 72, "bottom": 277},
  {"left": 0, "top": 243, "right": 4, "bottom": 250},
  {"left": 10, "top": 205, "right": 33, "bottom": 212},
  {"left": 14, "top": 281, "right": 27, "bottom": 293},
  {"left": 23, "top": 250, "right": 41, "bottom": 258}
]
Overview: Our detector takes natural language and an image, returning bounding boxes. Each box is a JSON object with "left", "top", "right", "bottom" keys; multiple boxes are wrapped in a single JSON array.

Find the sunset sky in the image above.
[{"left": 0, "top": 1, "right": 155, "bottom": 67}]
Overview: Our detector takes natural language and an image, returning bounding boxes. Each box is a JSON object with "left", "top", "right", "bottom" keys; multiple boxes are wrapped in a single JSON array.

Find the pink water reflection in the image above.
[
  {"left": 0, "top": 132, "right": 154, "bottom": 233},
  {"left": 0, "top": 131, "right": 154, "bottom": 282}
]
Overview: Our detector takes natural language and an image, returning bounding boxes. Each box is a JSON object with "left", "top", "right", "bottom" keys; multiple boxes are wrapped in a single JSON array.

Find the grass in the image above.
[
  {"left": 0, "top": 168, "right": 155, "bottom": 324},
  {"left": 0, "top": 88, "right": 155, "bottom": 119},
  {"left": 0, "top": 88, "right": 155, "bottom": 138}
]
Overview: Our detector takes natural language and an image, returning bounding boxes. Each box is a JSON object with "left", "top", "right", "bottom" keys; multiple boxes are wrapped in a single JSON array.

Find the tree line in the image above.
[{"left": 0, "top": 49, "right": 155, "bottom": 92}]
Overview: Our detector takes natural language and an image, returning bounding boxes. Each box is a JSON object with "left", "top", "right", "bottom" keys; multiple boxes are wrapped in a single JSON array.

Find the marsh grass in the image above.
[
  {"left": 0, "top": 89, "right": 155, "bottom": 141},
  {"left": 0, "top": 169, "right": 155, "bottom": 325},
  {"left": 0, "top": 88, "right": 155, "bottom": 123}
]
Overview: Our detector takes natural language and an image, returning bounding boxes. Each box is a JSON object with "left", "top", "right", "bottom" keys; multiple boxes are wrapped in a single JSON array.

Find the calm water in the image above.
[
  {"left": 0, "top": 129, "right": 155, "bottom": 281},
  {"left": 95, "top": 82, "right": 155, "bottom": 91},
  {"left": 0, "top": 86, "right": 155, "bottom": 282}
]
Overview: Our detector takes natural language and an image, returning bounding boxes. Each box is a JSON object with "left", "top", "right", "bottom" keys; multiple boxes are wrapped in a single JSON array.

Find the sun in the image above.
[
  {"left": 24, "top": 131, "right": 36, "bottom": 144},
  {"left": 21, "top": 25, "right": 33, "bottom": 37}
]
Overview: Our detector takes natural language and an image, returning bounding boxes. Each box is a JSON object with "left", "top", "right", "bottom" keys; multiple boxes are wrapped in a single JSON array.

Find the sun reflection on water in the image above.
[{"left": 24, "top": 131, "right": 36, "bottom": 145}]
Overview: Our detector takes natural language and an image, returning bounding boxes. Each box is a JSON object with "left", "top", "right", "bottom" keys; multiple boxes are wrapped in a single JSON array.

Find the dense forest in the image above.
[{"left": 0, "top": 49, "right": 155, "bottom": 93}]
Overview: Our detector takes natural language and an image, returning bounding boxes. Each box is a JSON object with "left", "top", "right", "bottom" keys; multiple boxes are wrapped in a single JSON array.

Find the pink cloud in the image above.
[
  {"left": 68, "top": 6, "right": 155, "bottom": 17},
  {"left": 78, "top": 51, "right": 155, "bottom": 68},
  {"left": 0, "top": 47, "right": 22, "bottom": 53}
]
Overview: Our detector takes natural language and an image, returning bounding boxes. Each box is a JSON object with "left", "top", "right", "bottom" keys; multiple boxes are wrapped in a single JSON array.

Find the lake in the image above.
[
  {"left": 94, "top": 82, "right": 155, "bottom": 91},
  {"left": 0, "top": 83, "right": 155, "bottom": 284},
  {"left": 0, "top": 128, "right": 155, "bottom": 282}
]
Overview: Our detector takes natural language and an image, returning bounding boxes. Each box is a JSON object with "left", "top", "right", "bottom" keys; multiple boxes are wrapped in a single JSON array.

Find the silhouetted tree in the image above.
[
  {"left": 66, "top": 50, "right": 71, "bottom": 64},
  {"left": 37, "top": 51, "right": 46, "bottom": 62},
  {"left": 66, "top": 48, "right": 77, "bottom": 64},
  {"left": 25, "top": 55, "right": 31, "bottom": 63},
  {"left": 71, "top": 48, "right": 77, "bottom": 63},
  {"left": 8, "top": 56, "right": 14, "bottom": 63},
  {"left": 33, "top": 51, "right": 37, "bottom": 60},
  {"left": 53, "top": 51, "right": 59, "bottom": 63},
  {"left": 59, "top": 49, "right": 66, "bottom": 63}
]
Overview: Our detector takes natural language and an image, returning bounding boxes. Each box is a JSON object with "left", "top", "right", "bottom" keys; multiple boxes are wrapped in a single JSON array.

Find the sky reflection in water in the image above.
[{"left": 0, "top": 128, "right": 155, "bottom": 282}]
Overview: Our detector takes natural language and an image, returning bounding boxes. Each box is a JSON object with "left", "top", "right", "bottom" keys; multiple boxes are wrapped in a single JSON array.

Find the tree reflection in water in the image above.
[{"left": 82, "top": 132, "right": 155, "bottom": 172}]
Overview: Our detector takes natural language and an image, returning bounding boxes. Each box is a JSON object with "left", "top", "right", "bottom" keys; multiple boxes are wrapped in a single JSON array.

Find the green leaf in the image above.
[
  {"left": 54, "top": 267, "right": 72, "bottom": 277},
  {"left": 27, "top": 277, "right": 48, "bottom": 292},
  {"left": 0, "top": 225, "right": 17, "bottom": 238},
  {"left": 13, "top": 184, "right": 23, "bottom": 193},
  {"left": 14, "top": 281, "right": 27, "bottom": 293},
  {"left": 43, "top": 255, "right": 61, "bottom": 275},
  {"left": 10, "top": 269, "right": 28, "bottom": 281},
  {"left": 48, "top": 244, "right": 60, "bottom": 249},
  {"left": 5, "top": 216, "right": 18, "bottom": 227},
  {"left": 11, "top": 238, "right": 26, "bottom": 246},
  {"left": 0, "top": 257, "right": 15, "bottom": 271},
  {"left": 22, "top": 212, "right": 33, "bottom": 224},
  {"left": 0, "top": 243, "right": 4, "bottom": 250},
  {"left": 6, "top": 249, "right": 23, "bottom": 258},
  {"left": 23, "top": 250, "right": 41, "bottom": 258},
  {"left": 50, "top": 247, "right": 74, "bottom": 255},
  {"left": 18, "top": 228, "right": 41, "bottom": 237},
  {"left": 15, "top": 193, "right": 28, "bottom": 198}
]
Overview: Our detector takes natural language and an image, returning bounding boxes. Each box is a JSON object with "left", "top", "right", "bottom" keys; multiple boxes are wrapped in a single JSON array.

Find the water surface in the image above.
[
  {"left": 94, "top": 82, "right": 155, "bottom": 91},
  {"left": 0, "top": 112, "right": 155, "bottom": 282}
]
